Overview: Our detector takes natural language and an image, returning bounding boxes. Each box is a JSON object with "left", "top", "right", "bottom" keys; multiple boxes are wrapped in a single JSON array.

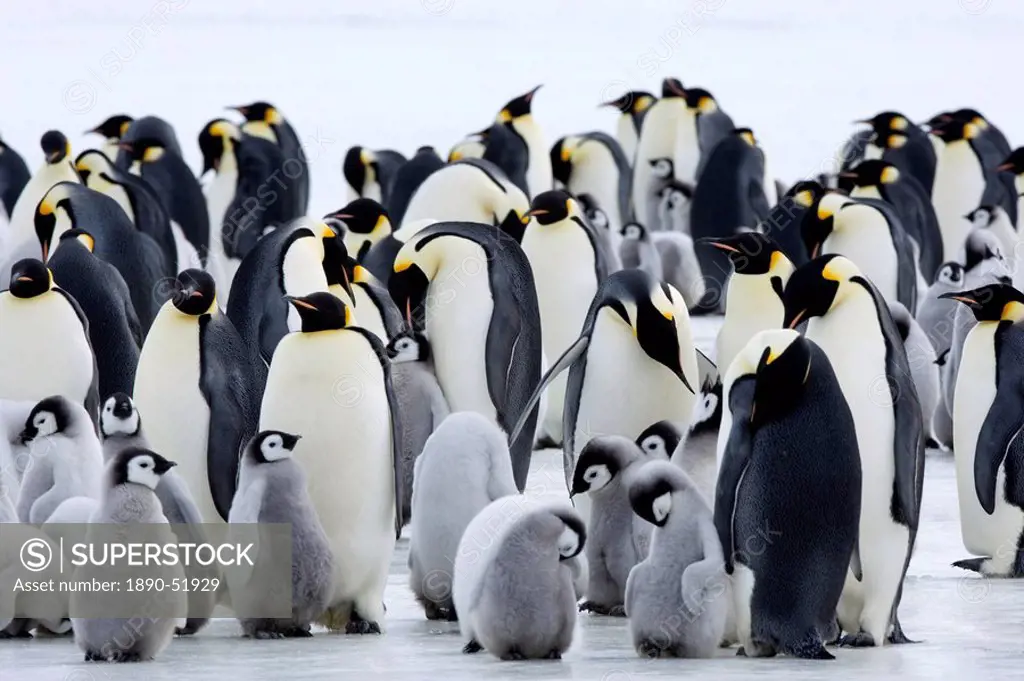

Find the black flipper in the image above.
[
  {"left": 713, "top": 376, "right": 757, "bottom": 574},
  {"left": 974, "top": 322, "right": 1024, "bottom": 514},
  {"left": 507, "top": 334, "right": 590, "bottom": 446},
  {"left": 54, "top": 287, "right": 101, "bottom": 429}
]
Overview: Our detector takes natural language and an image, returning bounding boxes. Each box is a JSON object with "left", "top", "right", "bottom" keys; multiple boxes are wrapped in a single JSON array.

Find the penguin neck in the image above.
[
  {"left": 863, "top": 143, "right": 884, "bottom": 161},
  {"left": 724, "top": 272, "right": 786, "bottom": 324},
  {"left": 673, "top": 109, "right": 700, "bottom": 183},
  {"left": 850, "top": 185, "right": 883, "bottom": 201},
  {"left": 282, "top": 237, "right": 329, "bottom": 297},
  {"left": 217, "top": 146, "right": 238, "bottom": 175},
  {"left": 242, "top": 120, "right": 278, "bottom": 144}
]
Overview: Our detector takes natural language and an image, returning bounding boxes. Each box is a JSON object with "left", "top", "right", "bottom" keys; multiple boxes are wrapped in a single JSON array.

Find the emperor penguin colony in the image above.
[{"left": 1, "top": 26, "right": 1023, "bottom": 675}]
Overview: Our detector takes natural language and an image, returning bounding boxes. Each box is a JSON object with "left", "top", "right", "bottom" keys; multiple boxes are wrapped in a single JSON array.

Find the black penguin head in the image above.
[
  {"left": 100, "top": 392, "right": 140, "bottom": 439},
  {"left": 20, "top": 395, "right": 73, "bottom": 444},
  {"left": 935, "top": 261, "right": 965, "bottom": 287},
  {"left": 8, "top": 258, "right": 52, "bottom": 299},
  {"left": 838, "top": 160, "right": 900, "bottom": 190},
  {"left": 658, "top": 180, "right": 694, "bottom": 211},
  {"left": 697, "top": 232, "right": 789, "bottom": 276},
  {"left": 661, "top": 78, "right": 686, "bottom": 99},
  {"left": 389, "top": 254, "right": 430, "bottom": 333},
  {"left": 230, "top": 101, "right": 281, "bottom": 125},
  {"left": 965, "top": 205, "right": 997, "bottom": 228},
  {"left": 856, "top": 111, "right": 911, "bottom": 134},
  {"left": 74, "top": 149, "right": 114, "bottom": 186},
  {"left": 550, "top": 137, "right": 573, "bottom": 185},
  {"left": 171, "top": 269, "right": 218, "bottom": 316},
  {"left": 600, "top": 90, "right": 655, "bottom": 115},
  {"left": 526, "top": 189, "right": 578, "bottom": 226},
  {"left": 929, "top": 121, "right": 979, "bottom": 144},
  {"left": 785, "top": 179, "right": 826, "bottom": 210},
  {"left": 34, "top": 183, "right": 78, "bottom": 261},
  {"left": 319, "top": 227, "right": 356, "bottom": 300},
  {"left": 781, "top": 254, "right": 857, "bottom": 328},
  {"left": 951, "top": 108, "right": 989, "bottom": 129},
  {"left": 86, "top": 114, "right": 133, "bottom": 141},
  {"left": 40, "top": 130, "right": 70, "bottom": 164},
  {"left": 386, "top": 330, "right": 430, "bottom": 363},
  {"left": 118, "top": 137, "right": 167, "bottom": 164},
  {"left": 620, "top": 221, "right": 649, "bottom": 242},
  {"left": 571, "top": 437, "right": 635, "bottom": 497},
  {"left": 497, "top": 85, "right": 541, "bottom": 123},
  {"left": 110, "top": 447, "right": 177, "bottom": 491},
  {"left": 940, "top": 284, "right": 1024, "bottom": 323},
  {"left": 684, "top": 88, "right": 718, "bottom": 114},
  {"left": 996, "top": 148, "right": 1024, "bottom": 175},
  {"left": 286, "top": 292, "right": 352, "bottom": 333},
  {"left": 799, "top": 191, "right": 852, "bottom": 259},
  {"left": 649, "top": 157, "right": 675, "bottom": 180},
  {"left": 732, "top": 127, "right": 757, "bottom": 146},
  {"left": 325, "top": 198, "right": 391, "bottom": 237},
  {"left": 874, "top": 131, "right": 909, "bottom": 150},
  {"left": 58, "top": 228, "right": 95, "bottom": 254},
  {"left": 636, "top": 421, "right": 684, "bottom": 460},
  {"left": 198, "top": 119, "right": 241, "bottom": 175},
  {"left": 962, "top": 229, "right": 1005, "bottom": 273},
  {"left": 247, "top": 430, "right": 302, "bottom": 464},
  {"left": 343, "top": 146, "right": 374, "bottom": 194}
]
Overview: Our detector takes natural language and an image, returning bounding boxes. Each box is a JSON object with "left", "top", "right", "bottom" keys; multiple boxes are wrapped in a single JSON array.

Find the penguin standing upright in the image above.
[
  {"left": 782, "top": 255, "right": 924, "bottom": 647},
  {"left": 996, "top": 148, "right": 1024, "bottom": 226},
  {"left": 480, "top": 120, "right": 530, "bottom": 195},
  {"left": 386, "top": 146, "right": 444, "bottom": 225},
  {"left": 0, "top": 137, "right": 30, "bottom": 235},
  {"left": 85, "top": 114, "right": 134, "bottom": 161},
  {"left": 495, "top": 86, "right": 550, "bottom": 198},
  {"left": 550, "top": 133, "right": 632, "bottom": 231},
  {"left": 600, "top": 90, "right": 656, "bottom": 161},
  {"left": 133, "top": 269, "right": 262, "bottom": 524},
  {"left": 115, "top": 115, "right": 183, "bottom": 162},
  {"left": 632, "top": 79, "right": 689, "bottom": 231},
  {"left": 679, "top": 87, "right": 735, "bottom": 181},
  {"left": 521, "top": 191, "right": 609, "bottom": 445},
  {"left": 930, "top": 121, "right": 994, "bottom": 261},
  {"left": 232, "top": 101, "right": 308, "bottom": 216},
  {"left": 388, "top": 222, "right": 542, "bottom": 489},
  {"left": 950, "top": 109, "right": 1016, "bottom": 224},
  {"left": 342, "top": 146, "right": 406, "bottom": 205},
  {"left": 942, "top": 284, "right": 1024, "bottom": 577}
]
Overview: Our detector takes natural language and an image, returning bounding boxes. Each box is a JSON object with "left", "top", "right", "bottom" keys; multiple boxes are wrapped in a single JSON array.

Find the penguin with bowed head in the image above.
[
  {"left": 320, "top": 232, "right": 401, "bottom": 344},
  {"left": 324, "top": 197, "right": 393, "bottom": 263},
  {"left": 781, "top": 255, "right": 924, "bottom": 647},
  {"left": 343, "top": 145, "right": 406, "bottom": 205},
  {"left": 71, "top": 447, "right": 186, "bottom": 662},
  {"left": 715, "top": 328, "right": 861, "bottom": 659},
  {"left": 600, "top": 90, "right": 656, "bottom": 161},
  {"left": 115, "top": 115, "right": 183, "bottom": 162},
  {"left": 386, "top": 146, "right": 445, "bottom": 225},
  {"left": 408, "top": 412, "right": 516, "bottom": 620},
  {"left": 230, "top": 101, "right": 309, "bottom": 216},
  {"left": 85, "top": 114, "right": 134, "bottom": 162},
  {"left": 550, "top": 133, "right": 631, "bottom": 232},
  {"left": 228, "top": 430, "right": 334, "bottom": 638},
  {"left": 259, "top": 292, "right": 403, "bottom": 634}
]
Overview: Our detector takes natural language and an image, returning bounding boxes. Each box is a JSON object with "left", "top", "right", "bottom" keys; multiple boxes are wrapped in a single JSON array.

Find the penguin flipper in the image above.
[
  {"left": 713, "top": 375, "right": 756, "bottom": 574},
  {"left": 54, "top": 287, "right": 101, "bottom": 428},
  {"left": 507, "top": 335, "right": 590, "bottom": 447},
  {"left": 974, "top": 326, "right": 1024, "bottom": 513}
]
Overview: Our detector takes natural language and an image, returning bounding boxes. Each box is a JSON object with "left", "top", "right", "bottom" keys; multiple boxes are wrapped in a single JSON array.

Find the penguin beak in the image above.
[
  {"left": 16, "top": 276, "right": 32, "bottom": 283},
  {"left": 838, "top": 171, "right": 858, "bottom": 180},
  {"left": 700, "top": 239, "right": 741, "bottom": 254},
  {"left": 339, "top": 266, "right": 355, "bottom": 302},
  {"left": 46, "top": 151, "right": 61, "bottom": 163},
  {"left": 228, "top": 105, "right": 249, "bottom": 116},
  {"left": 285, "top": 296, "right": 318, "bottom": 312},
  {"left": 997, "top": 162, "right": 1015, "bottom": 172},
  {"left": 938, "top": 293, "right": 979, "bottom": 306},
  {"left": 787, "top": 310, "right": 807, "bottom": 329}
]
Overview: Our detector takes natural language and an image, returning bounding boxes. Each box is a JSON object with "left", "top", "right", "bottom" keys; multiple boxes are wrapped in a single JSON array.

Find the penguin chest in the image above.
[
  {"left": 933, "top": 144, "right": 985, "bottom": 260},
  {"left": 350, "top": 286, "right": 388, "bottom": 341},
  {"left": 718, "top": 276, "right": 785, "bottom": 373},
  {"left": 617, "top": 116, "right": 638, "bottom": 161},
  {"left": 204, "top": 167, "right": 238, "bottom": 241},
  {"left": 0, "top": 294, "right": 94, "bottom": 405},
  {"left": 672, "top": 112, "right": 700, "bottom": 184},
  {"left": 515, "top": 118, "right": 552, "bottom": 197},
  {"left": 823, "top": 222, "right": 898, "bottom": 302},
  {"left": 426, "top": 264, "right": 497, "bottom": 420},
  {"left": 568, "top": 148, "right": 621, "bottom": 226}
]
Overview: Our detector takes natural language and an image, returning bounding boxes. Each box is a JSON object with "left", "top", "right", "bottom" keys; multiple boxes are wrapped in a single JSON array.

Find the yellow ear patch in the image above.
[
  {"left": 964, "top": 123, "right": 979, "bottom": 140},
  {"left": 740, "top": 131, "right": 756, "bottom": 146},
  {"left": 266, "top": 108, "right": 283, "bottom": 125},
  {"left": 497, "top": 109, "right": 513, "bottom": 123},
  {"left": 373, "top": 214, "right": 390, "bottom": 234},
  {"left": 816, "top": 204, "right": 834, "bottom": 220},
  {"left": 449, "top": 150, "right": 463, "bottom": 162},
  {"left": 892, "top": 116, "right": 908, "bottom": 131},
  {"left": 634, "top": 96, "right": 653, "bottom": 113},
  {"left": 77, "top": 233, "right": 95, "bottom": 252},
  {"left": 142, "top": 146, "right": 165, "bottom": 162},
  {"left": 320, "top": 224, "right": 336, "bottom": 239},
  {"left": 353, "top": 265, "right": 370, "bottom": 284},
  {"left": 38, "top": 201, "right": 53, "bottom": 216},
  {"left": 766, "top": 349, "right": 779, "bottom": 364},
  {"left": 697, "top": 96, "right": 713, "bottom": 112},
  {"left": 769, "top": 250, "right": 783, "bottom": 271},
  {"left": 793, "top": 190, "right": 813, "bottom": 208},
  {"left": 344, "top": 306, "right": 353, "bottom": 326},
  {"left": 394, "top": 258, "right": 412, "bottom": 273},
  {"left": 822, "top": 261, "right": 841, "bottom": 282},
  {"left": 880, "top": 166, "right": 900, "bottom": 184},
  {"left": 1002, "top": 301, "right": 1024, "bottom": 322}
]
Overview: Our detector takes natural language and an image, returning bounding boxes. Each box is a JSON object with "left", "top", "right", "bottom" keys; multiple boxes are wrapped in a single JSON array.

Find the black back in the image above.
[
  {"left": 0, "top": 139, "right": 30, "bottom": 217},
  {"left": 386, "top": 146, "right": 444, "bottom": 224}
]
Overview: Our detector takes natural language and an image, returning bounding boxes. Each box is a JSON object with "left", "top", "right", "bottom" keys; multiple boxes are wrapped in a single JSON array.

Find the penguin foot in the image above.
[
  {"left": 838, "top": 632, "right": 876, "bottom": 648},
  {"left": 534, "top": 435, "right": 560, "bottom": 450},
  {"left": 283, "top": 626, "right": 314, "bottom": 638},
  {"left": 886, "top": 620, "right": 916, "bottom": 645},
  {"left": 789, "top": 638, "right": 834, "bottom": 660},
  {"left": 545, "top": 649, "right": 562, "bottom": 660},
  {"left": 110, "top": 651, "right": 143, "bottom": 662},
  {"left": 578, "top": 600, "right": 620, "bottom": 616},
  {"left": 500, "top": 647, "right": 527, "bottom": 661},
  {"left": 84, "top": 651, "right": 106, "bottom": 662},
  {"left": 463, "top": 640, "right": 483, "bottom": 654},
  {"left": 639, "top": 640, "right": 665, "bottom": 658},
  {"left": 175, "top": 619, "right": 207, "bottom": 636},
  {"left": 607, "top": 605, "right": 626, "bottom": 617},
  {"left": 252, "top": 630, "right": 286, "bottom": 640},
  {"left": 0, "top": 630, "right": 30, "bottom": 640},
  {"left": 445, "top": 607, "right": 459, "bottom": 622},
  {"left": 952, "top": 557, "right": 988, "bottom": 573},
  {"left": 345, "top": 617, "right": 381, "bottom": 635}
]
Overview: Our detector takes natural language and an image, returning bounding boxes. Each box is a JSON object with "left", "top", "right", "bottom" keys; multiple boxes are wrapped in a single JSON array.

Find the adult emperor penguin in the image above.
[
  {"left": 680, "top": 87, "right": 736, "bottom": 180},
  {"left": 858, "top": 111, "right": 937, "bottom": 193},
  {"left": 259, "top": 292, "right": 403, "bottom": 633},
  {"left": 232, "top": 101, "right": 309, "bottom": 216},
  {"left": 3, "top": 130, "right": 79, "bottom": 265},
  {"left": 342, "top": 146, "right": 406, "bottom": 205},
  {"left": 321, "top": 231, "right": 401, "bottom": 342},
  {"left": 996, "top": 148, "right": 1024, "bottom": 227},
  {"left": 0, "top": 259, "right": 99, "bottom": 421},
  {"left": 521, "top": 190, "right": 609, "bottom": 445},
  {"left": 448, "top": 130, "right": 487, "bottom": 163},
  {"left": 930, "top": 120, "right": 993, "bottom": 261},
  {"left": 85, "top": 114, "right": 133, "bottom": 161},
  {"left": 509, "top": 269, "right": 698, "bottom": 522},
  {"left": 600, "top": 90, "right": 656, "bottom": 161},
  {"left": 782, "top": 255, "right": 924, "bottom": 647},
  {"left": 495, "top": 85, "right": 550, "bottom": 198},
  {"left": 550, "top": 133, "right": 631, "bottom": 230},
  {"left": 715, "top": 329, "right": 861, "bottom": 658},
  {"left": 134, "top": 269, "right": 262, "bottom": 524},
  {"left": 942, "top": 284, "right": 1024, "bottom": 577},
  {"left": 700, "top": 232, "right": 795, "bottom": 374},
  {"left": 115, "top": 115, "right": 183, "bottom": 162},
  {"left": 632, "top": 78, "right": 689, "bottom": 230},
  {"left": 325, "top": 198, "right": 393, "bottom": 262},
  {"left": 33, "top": 181, "right": 170, "bottom": 332},
  {"left": 387, "top": 145, "right": 444, "bottom": 225},
  {"left": 0, "top": 136, "right": 30, "bottom": 235},
  {"left": 388, "top": 222, "right": 542, "bottom": 490},
  {"left": 48, "top": 230, "right": 141, "bottom": 398},
  {"left": 481, "top": 120, "right": 530, "bottom": 195}
]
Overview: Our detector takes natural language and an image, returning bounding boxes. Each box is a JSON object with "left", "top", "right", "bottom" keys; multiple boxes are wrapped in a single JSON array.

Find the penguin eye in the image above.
[{"left": 139, "top": 461, "right": 150, "bottom": 469}]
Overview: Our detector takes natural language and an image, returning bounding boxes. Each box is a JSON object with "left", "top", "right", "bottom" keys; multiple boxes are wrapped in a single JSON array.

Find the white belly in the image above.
[
  {"left": 133, "top": 305, "right": 216, "bottom": 523},
  {"left": 716, "top": 277, "right": 785, "bottom": 375},
  {"left": 568, "top": 144, "right": 623, "bottom": 231},
  {"left": 0, "top": 293, "right": 93, "bottom": 405},
  {"left": 6, "top": 164, "right": 79, "bottom": 256},
  {"left": 616, "top": 116, "right": 638, "bottom": 162},
  {"left": 516, "top": 117, "right": 552, "bottom": 198},
  {"left": 169, "top": 220, "right": 199, "bottom": 272},
  {"left": 823, "top": 226, "right": 898, "bottom": 303},
  {"left": 633, "top": 100, "right": 686, "bottom": 226},
  {"left": 351, "top": 285, "right": 388, "bottom": 341},
  {"left": 672, "top": 112, "right": 701, "bottom": 184},
  {"left": 933, "top": 143, "right": 986, "bottom": 261},
  {"left": 204, "top": 167, "right": 236, "bottom": 242}
]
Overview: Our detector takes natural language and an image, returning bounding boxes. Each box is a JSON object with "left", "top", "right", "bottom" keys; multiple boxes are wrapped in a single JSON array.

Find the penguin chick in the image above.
[
  {"left": 456, "top": 500, "right": 585, "bottom": 660},
  {"left": 72, "top": 447, "right": 186, "bottom": 662},
  {"left": 671, "top": 375, "right": 722, "bottom": 505},
  {"left": 635, "top": 420, "right": 685, "bottom": 461},
  {"left": 228, "top": 430, "right": 334, "bottom": 639},
  {"left": 889, "top": 302, "right": 941, "bottom": 443},
  {"left": 16, "top": 396, "right": 104, "bottom": 525},
  {"left": 966, "top": 205, "right": 1017, "bottom": 270},
  {"left": 386, "top": 330, "right": 450, "bottom": 528},
  {"left": 625, "top": 460, "right": 728, "bottom": 658},
  {"left": 619, "top": 222, "right": 663, "bottom": 279},
  {"left": 572, "top": 435, "right": 654, "bottom": 616},
  {"left": 652, "top": 231, "right": 705, "bottom": 310},
  {"left": 408, "top": 412, "right": 517, "bottom": 621},
  {"left": 657, "top": 179, "right": 695, "bottom": 235}
]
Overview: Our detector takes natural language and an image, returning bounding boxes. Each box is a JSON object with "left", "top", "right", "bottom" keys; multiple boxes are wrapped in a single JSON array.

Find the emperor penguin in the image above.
[
  {"left": 408, "top": 412, "right": 517, "bottom": 620},
  {"left": 688, "top": 128, "right": 772, "bottom": 312},
  {"left": 930, "top": 120, "right": 993, "bottom": 261},
  {"left": 495, "top": 85, "right": 550, "bottom": 198},
  {"left": 715, "top": 329, "right": 861, "bottom": 659},
  {"left": 626, "top": 460, "right": 728, "bottom": 658},
  {"left": 85, "top": 114, "right": 134, "bottom": 161},
  {"left": 995, "top": 148, "right": 1024, "bottom": 228},
  {"left": 941, "top": 284, "right": 1024, "bottom": 577},
  {"left": 521, "top": 191, "right": 610, "bottom": 445},
  {"left": 231, "top": 101, "right": 309, "bottom": 216},
  {"left": 966, "top": 205, "right": 1018, "bottom": 271},
  {"left": 700, "top": 232, "right": 795, "bottom": 374},
  {"left": 116, "top": 115, "right": 183, "bottom": 162},
  {"left": 259, "top": 292, "right": 404, "bottom": 633},
  {"left": 570, "top": 436, "right": 653, "bottom": 617},
  {"left": 448, "top": 131, "right": 487, "bottom": 163},
  {"left": 618, "top": 222, "right": 663, "bottom": 280},
  {"left": 0, "top": 259, "right": 99, "bottom": 421},
  {"left": 755, "top": 180, "right": 824, "bottom": 267},
  {"left": 858, "top": 111, "right": 937, "bottom": 193},
  {"left": 949, "top": 109, "right": 1016, "bottom": 223},
  {"left": 33, "top": 181, "right": 171, "bottom": 332},
  {"left": 508, "top": 269, "right": 698, "bottom": 524},
  {"left": 600, "top": 90, "right": 656, "bottom": 161},
  {"left": 480, "top": 120, "right": 530, "bottom": 195},
  {"left": 228, "top": 430, "right": 334, "bottom": 638},
  {"left": 454, "top": 499, "right": 585, "bottom": 660},
  {"left": 197, "top": 119, "right": 242, "bottom": 255},
  {"left": 400, "top": 159, "right": 529, "bottom": 241},
  {"left": 550, "top": 133, "right": 631, "bottom": 230},
  {"left": 916, "top": 261, "right": 967, "bottom": 361},
  {"left": 0, "top": 136, "right": 30, "bottom": 237},
  {"left": 134, "top": 269, "right": 262, "bottom": 524},
  {"left": 656, "top": 178, "right": 695, "bottom": 234},
  {"left": 326, "top": 236, "right": 402, "bottom": 342},
  {"left": 632, "top": 78, "right": 689, "bottom": 230},
  {"left": 353, "top": 217, "right": 439, "bottom": 288},
  {"left": 387, "top": 145, "right": 445, "bottom": 225},
  {"left": 342, "top": 146, "right": 406, "bottom": 204},
  {"left": 388, "top": 222, "right": 543, "bottom": 490},
  {"left": 16, "top": 395, "right": 104, "bottom": 524},
  {"left": 48, "top": 230, "right": 141, "bottom": 398},
  {"left": 781, "top": 255, "right": 925, "bottom": 647},
  {"left": 386, "top": 330, "right": 450, "bottom": 527},
  {"left": 3, "top": 130, "right": 79, "bottom": 265},
  {"left": 71, "top": 447, "right": 187, "bottom": 662},
  {"left": 620, "top": 222, "right": 705, "bottom": 310},
  {"left": 577, "top": 192, "right": 623, "bottom": 271},
  {"left": 325, "top": 198, "right": 393, "bottom": 262},
  {"left": 679, "top": 87, "right": 736, "bottom": 181},
  {"left": 673, "top": 369, "right": 722, "bottom": 505}
]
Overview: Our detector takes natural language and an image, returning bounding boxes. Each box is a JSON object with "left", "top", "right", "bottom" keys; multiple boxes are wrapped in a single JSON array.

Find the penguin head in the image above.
[
  {"left": 689, "top": 376, "right": 723, "bottom": 436},
  {"left": 319, "top": 227, "right": 357, "bottom": 301},
  {"left": 286, "top": 292, "right": 352, "bottom": 333},
  {"left": 996, "top": 148, "right": 1024, "bottom": 175},
  {"left": 698, "top": 232, "right": 791, "bottom": 277},
  {"left": 198, "top": 119, "right": 242, "bottom": 175},
  {"left": 962, "top": 229, "right": 1005, "bottom": 273},
  {"left": 111, "top": 447, "right": 177, "bottom": 490},
  {"left": 389, "top": 247, "right": 432, "bottom": 333},
  {"left": 659, "top": 180, "right": 694, "bottom": 211},
  {"left": 550, "top": 136, "right": 577, "bottom": 185},
  {"left": 497, "top": 85, "right": 541, "bottom": 123},
  {"left": 940, "top": 283, "right": 1024, "bottom": 323},
  {"left": 86, "top": 114, "right": 133, "bottom": 141},
  {"left": 230, "top": 101, "right": 282, "bottom": 125},
  {"left": 965, "top": 205, "right": 996, "bottom": 228},
  {"left": 729, "top": 329, "right": 813, "bottom": 426},
  {"left": 343, "top": 146, "right": 376, "bottom": 195},
  {"left": 636, "top": 420, "right": 684, "bottom": 460},
  {"left": 683, "top": 88, "right": 718, "bottom": 114},
  {"left": 856, "top": 111, "right": 911, "bottom": 133},
  {"left": 838, "top": 160, "right": 900, "bottom": 190},
  {"left": 546, "top": 507, "right": 586, "bottom": 560},
  {"left": 733, "top": 127, "right": 757, "bottom": 147},
  {"left": 620, "top": 221, "right": 648, "bottom": 242},
  {"left": 571, "top": 436, "right": 635, "bottom": 496},
  {"left": 649, "top": 157, "right": 674, "bottom": 180},
  {"left": 935, "top": 262, "right": 965, "bottom": 287},
  {"left": 661, "top": 78, "right": 686, "bottom": 99},
  {"left": 40, "top": 130, "right": 70, "bottom": 165},
  {"left": 20, "top": 395, "right": 73, "bottom": 443},
  {"left": 118, "top": 137, "right": 167, "bottom": 164},
  {"left": 58, "top": 229, "right": 95, "bottom": 253},
  {"left": 386, "top": 330, "right": 430, "bottom": 363},
  {"left": 34, "top": 182, "right": 77, "bottom": 261},
  {"left": 874, "top": 131, "right": 909, "bottom": 150},
  {"left": 929, "top": 121, "right": 979, "bottom": 144},
  {"left": 325, "top": 198, "right": 392, "bottom": 259},
  {"left": 952, "top": 108, "right": 989, "bottom": 130},
  {"left": 627, "top": 467, "right": 675, "bottom": 527},
  {"left": 8, "top": 258, "right": 53, "bottom": 299},
  {"left": 248, "top": 430, "right": 302, "bottom": 464},
  {"left": 800, "top": 192, "right": 850, "bottom": 259},
  {"left": 100, "top": 393, "right": 140, "bottom": 439},
  {"left": 170, "top": 269, "right": 218, "bottom": 316},
  {"left": 526, "top": 189, "right": 580, "bottom": 227},
  {"left": 577, "top": 194, "right": 609, "bottom": 231},
  {"left": 74, "top": 149, "right": 114, "bottom": 186},
  {"left": 785, "top": 179, "right": 827, "bottom": 211},
  {"left": 781, "top": 255, "right": 860, "bottom": 328}
]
